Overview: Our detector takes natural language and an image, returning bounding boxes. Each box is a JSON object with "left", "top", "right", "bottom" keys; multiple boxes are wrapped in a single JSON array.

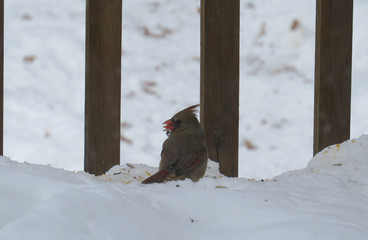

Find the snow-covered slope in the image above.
[
  {"left": 1, "top": 135, "right": 367, "bottom": 239},
  {"left": 4, "top": 0, "right": 368, "bottom": 179}
]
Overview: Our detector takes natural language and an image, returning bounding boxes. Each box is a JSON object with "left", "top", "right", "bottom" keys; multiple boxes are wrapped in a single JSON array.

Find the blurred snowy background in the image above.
[{"left": 3, "top": 0, "right": 368, "bottom": 178}]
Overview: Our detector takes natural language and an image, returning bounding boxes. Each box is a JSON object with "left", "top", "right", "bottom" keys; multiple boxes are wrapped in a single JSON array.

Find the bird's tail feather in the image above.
[{"left": 142, "top": 170, "right": 171, "bottom": 184}]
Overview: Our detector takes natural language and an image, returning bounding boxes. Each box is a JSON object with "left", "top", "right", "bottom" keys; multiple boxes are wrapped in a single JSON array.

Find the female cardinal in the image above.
[{"left": 142, "top": 104, "right": 208, "bottom": 184}]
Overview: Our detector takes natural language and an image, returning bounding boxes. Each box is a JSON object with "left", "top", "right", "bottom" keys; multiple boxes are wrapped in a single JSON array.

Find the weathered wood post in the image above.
[
  {"left": 0, "top": 0, "right": 3, "bottom": 155},
  {"left": 85, "top": 0, "right": 122, "bottom": 175},
  {"left": 200, "top": 0, "right": 240, "bottom": 177},
  {"left": 314, "top": 0, "right": 353, "bottom": 155}
]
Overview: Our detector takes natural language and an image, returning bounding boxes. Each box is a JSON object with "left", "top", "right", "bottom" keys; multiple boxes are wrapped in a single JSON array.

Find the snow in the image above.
[
  {"left": 1, "top": 135, "right": 368, "bottom": 239},
  {"left": 2, "top": 0, "right": 368, "bottom": 238},
  {"left": 4, "top": 0, "right": 368, "bottom": 179}
]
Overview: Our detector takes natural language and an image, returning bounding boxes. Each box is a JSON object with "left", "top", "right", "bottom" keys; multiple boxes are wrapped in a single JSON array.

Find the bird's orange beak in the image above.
[{"left": 163, "top": 119, "right": 175, "bottom": 131}]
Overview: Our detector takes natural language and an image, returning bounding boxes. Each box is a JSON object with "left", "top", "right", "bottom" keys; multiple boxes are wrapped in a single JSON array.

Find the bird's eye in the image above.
[{"left": 173, "top": 119, "right": 181, "bottom": 128}]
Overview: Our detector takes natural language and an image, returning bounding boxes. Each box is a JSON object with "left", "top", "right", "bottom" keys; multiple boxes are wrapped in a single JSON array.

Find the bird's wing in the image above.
[
  {"left": 160, "top": 140, "right": 181, "bottom": 170},
  {"left": 160, "top": 137, "right": 205, "bottom": 177}
]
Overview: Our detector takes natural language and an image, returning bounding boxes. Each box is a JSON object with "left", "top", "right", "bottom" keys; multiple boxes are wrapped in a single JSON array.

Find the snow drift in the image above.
[{"left": 1, "top": 135, "right": 367, "bottom": 240}]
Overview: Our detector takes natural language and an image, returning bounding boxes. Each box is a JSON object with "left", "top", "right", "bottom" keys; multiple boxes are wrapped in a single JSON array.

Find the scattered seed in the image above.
[{"left": 127, "top": 163, "right": 135, "bottom": 168}]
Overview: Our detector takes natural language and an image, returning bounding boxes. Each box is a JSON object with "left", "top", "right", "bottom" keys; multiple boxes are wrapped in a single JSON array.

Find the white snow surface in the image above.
[
  {"left": 1, "top": 135, "right": 368, "bottom": 239},
  {"left": 3, "top": 0, "right": 368, "bottom": 179}
]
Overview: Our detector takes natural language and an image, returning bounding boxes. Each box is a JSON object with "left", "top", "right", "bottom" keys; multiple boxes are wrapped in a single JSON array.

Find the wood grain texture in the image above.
[
  {"left": 314, "top": 0, "right": 353, "bottom": 155},
  {"left": 85, "top": 0, "right": 122, "bottom": 175},
  {"left": 0, "top": 0, "right": 3, "bottom": 155},
  {"left": 200, "top": 0, "right": 239, "bottom": 177}
]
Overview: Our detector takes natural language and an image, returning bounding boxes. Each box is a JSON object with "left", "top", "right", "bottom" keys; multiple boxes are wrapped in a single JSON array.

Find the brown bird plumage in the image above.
[{"left": 142, "top": 104, "right": 208, "bottom": 184}]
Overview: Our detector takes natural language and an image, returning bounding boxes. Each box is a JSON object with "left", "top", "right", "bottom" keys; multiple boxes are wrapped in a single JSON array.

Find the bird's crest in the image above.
[
  {"left": 177, "top": 104, "right": 199, "bottom": 116},
  {"left": 163, "top": 104, "right": 200, "bottom": 136}
]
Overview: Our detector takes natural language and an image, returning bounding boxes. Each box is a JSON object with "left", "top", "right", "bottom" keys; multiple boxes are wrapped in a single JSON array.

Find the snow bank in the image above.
[{"left": 1, "top": 136, "right": 367, "bottom": 239}]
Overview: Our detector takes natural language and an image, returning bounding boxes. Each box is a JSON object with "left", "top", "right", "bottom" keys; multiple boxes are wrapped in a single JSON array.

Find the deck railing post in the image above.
[
  {"left": 314, "top": 0, "right": 353, "bottom": 155},
  {"left": 0, "top": 0, "right": 3, "bottom": 155},
  {"left": 200, "top": 0, "right": 240, "bottom": 177},
  {"left": 85, "top": 0, "right": 122, "bottom": 175}
]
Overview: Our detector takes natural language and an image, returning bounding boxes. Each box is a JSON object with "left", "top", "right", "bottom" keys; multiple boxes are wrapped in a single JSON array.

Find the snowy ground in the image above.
[
  {"left": 1, "top": 135, "right": 367, "bottom": 239},
  {"left": 3, "top": 0, "right": 368, "bottom": 179}
]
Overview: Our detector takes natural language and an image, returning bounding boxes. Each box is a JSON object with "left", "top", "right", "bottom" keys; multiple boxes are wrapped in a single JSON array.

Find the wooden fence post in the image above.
[
  {"left": 200, "top": 0, "right": 239, "bottom": 177},
  {"left": 0, "top": 0, "right": 3, "bottom": 155},
  {"left": 85, "top": 0, "right": 122, "bottom": 175},
  {"left": 314, "top": 0, "right": 353, "bottom": 155}
]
